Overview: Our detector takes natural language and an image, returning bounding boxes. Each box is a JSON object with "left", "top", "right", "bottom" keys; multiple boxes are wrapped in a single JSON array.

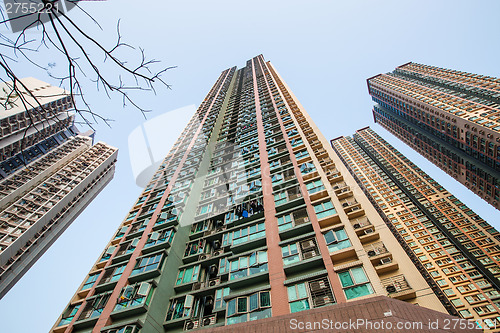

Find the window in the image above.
[
  {"left": 98, "top": 264, "right": 126, "bottom": 285},
  {"left": 114, "top": 226, "right": 128, "bottom": 240},
  {"left": 473, "top": 304, "right": 495, "bottom": 315},
  {"left": 314, "top": 201, "right": 336, "bottom": 219},
  {"left": 299, "top": 162, "right": 316, "bottom": 174},
  {"left": 287, "top": 283, "right": 310, "bottom": 313},
  {"left": 176, "top": 265, "right": 200, "bottom": 285},
  {"left": 198, "top": 203, "right": 213, "bottom": 216},
  {"left": 291, "top": 138, "right": 303, "bottom": 147},
  {"left": 271, "top": 173, "right": 283, "bottom": 183},
  {"left": 78, "top": 293, "right": 111, "bottom": 320},
  {"left": 215, "top": 287, "right": 230, "bottom": 309},
  {"left": 103, "top": 324, "right": 140, "bottom": 333},
  {"left": 126, "top": 211, "right": 138, "bottom": 221},
  {"left": 323, "top": 228, "right": 351, "bottom": 252},
  {"left": 144, "top": 228, "right": 175, "bottom": 248},
  {"left": 274, "top": 192, "right": 287, "bottom": 206},
  {"left": 295, "top": 150, "right": 309, "bottom": 160},
  {"left": 278, "top": 214, "right": 293, "bottom": 231},
  {"left": 184, "top": 239, "right": 205, "bottom": 257},
  {"left": 249, "top": 180, "right": 262, "bottom": 192},
  {"left": 82, "top": 273, "right": 100, "bottom": 290},
  {"left": 305, "top": 179, "right": 325, "bottom": 194},
  {"left": 338, "top": 267, "right": 374, "bottom": 300},
  {"left": 282, "top": 243, "right": 300, "bottom": 265},
  {"left": 100, "top": 246, "right": 117, "bottom": 262},
  {"left": 287, "top": 277, "right": 335, "bottom": 313},
  {"left": 58, "top": 304, "right": 80, "bottom": 326},
  {"left": 269, "top": 160, "right": 280, "bottom": 169},
  {"left": 222, "top": 223, "right": 266, "bottom": 246},
  {"left": 219, "top": 257, "right": 229, "bottom": 275},
  {"left": 229, "top": 251, "right": 268, "bottom": 280},
  {"left": 226, "top": 291, "right": 271, "bottom": 325},
  {"left": 131, "top": 253, "right": 163, "bottom": 276},
  {"left": 459, "top": 309, "right": 473, "bottom": 318},
  {"left": 114, "top": 282, "right": 153, "bottom": 312},
  {"left": 166, "top": 296, "right": 194, "bottom": 321},
  {"left": 277, "top": 209, "right": 309, "bottom": 231}
]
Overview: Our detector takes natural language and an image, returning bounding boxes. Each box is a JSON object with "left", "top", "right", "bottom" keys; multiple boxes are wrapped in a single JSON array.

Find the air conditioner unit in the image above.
[
  {"left": 342, "top": 202, "right": 349, "bottom": 207},
  {"left": 367, "top": 250, "right": 377, "bottom": 257},
  {"left": 212, "top": 250, "right": 222, "bottom": 256},
  {"left": 184, "top": 320, "right": 200, "bottom": 330},
  {"left": 303, "top": 251, "right": 317, "bottom": 260},
  {"left": 309, "top": 279, "right": 327, "bottom": 292},
  {"left": 208, "top": 278, "right": 221, "bottom": 287},
  {"left": 351, "top": 206, "right": 360, "bottom": 211},
  {"left": 192, "top": 282, "right": 203, "bottom": 291},
  {"left": 202, "top": 314, "right": 217, "bottom": 326},
  {"left": 386, "top": 285, "right": 397, "bottom": 293},
  {"left": 199, "top": 253, "right": 212, "bottom": 261},
  {"left": 353, "top": 223, "right": 361, "bottom": 229},
  {"left": 380, "top": 257, "right": 392, "bottom": 265},
  {"left": 364, "top": 228, "right": 374, "bottom": 234},
  {"left": 313, "top": 295, "right": 333, "bottom": 307},
  {"left": 300, "top": 239, "right": 316, "bottom": 250}
]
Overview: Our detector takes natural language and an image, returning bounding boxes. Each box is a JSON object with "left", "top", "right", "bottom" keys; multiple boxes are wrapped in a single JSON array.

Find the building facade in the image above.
[
  {"left": 332, "top": 127, "right": 500, "bottom": 329},
  {"left": 51, "top": 56, "right": 454, "bottom": 333},
  {"left": 367, "top": 63, "right": 500, "bottom": 210},
  {"left": 0, "top": 78, "right": 118, "bottom": 299}
]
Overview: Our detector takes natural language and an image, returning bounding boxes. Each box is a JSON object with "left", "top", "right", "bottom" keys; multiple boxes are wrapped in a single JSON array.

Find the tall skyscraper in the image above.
[
  {"left": 367, "top": 63, "right": 500, "bottom": 210},
  {"left": 50, "top": 56, "right": 481, "bottom": 333},
  {"left": 0, "top": 78, "right": 118, "bottom": 299},
  {"left": 332, "top": 127, "right": 500, "bottom": 329}
]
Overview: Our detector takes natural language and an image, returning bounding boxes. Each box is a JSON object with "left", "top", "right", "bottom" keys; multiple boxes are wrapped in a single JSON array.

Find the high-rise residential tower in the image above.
[
  {"left": 367, "top": 63, "right": 500, "bottom": 210},
  {"left": 50, "top": 56, "right": 481, "bottom": 333},
  {"left": 0, "top": 78, "right": 118, "bottom": 299},
  {"left": 332, "top": 127, "right": 500, "bottom": 329}
]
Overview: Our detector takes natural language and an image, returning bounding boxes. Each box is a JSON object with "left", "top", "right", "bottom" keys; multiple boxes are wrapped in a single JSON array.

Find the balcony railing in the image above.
[
  {"left": 364, "top": 241, "right": 388, "bottom": 257},
  {"left": 381, "top": 274, "right": 412, "bottom": 294}
]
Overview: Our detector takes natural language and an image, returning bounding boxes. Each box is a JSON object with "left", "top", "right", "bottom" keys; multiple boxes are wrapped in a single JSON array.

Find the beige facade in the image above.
[
  {"left": 368, "top": 63, "right": 500, "bottom": 210},
  {"left": 0, "top": 135, "right": 118, "bottom": 299},
  {"left": 332, "top": 127, "right": 500, "bottom": 331}
]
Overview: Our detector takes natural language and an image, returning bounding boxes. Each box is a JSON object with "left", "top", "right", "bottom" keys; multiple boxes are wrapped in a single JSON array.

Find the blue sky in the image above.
[{"left": 0, "top": 1, "right": 499, "bottom": 332}]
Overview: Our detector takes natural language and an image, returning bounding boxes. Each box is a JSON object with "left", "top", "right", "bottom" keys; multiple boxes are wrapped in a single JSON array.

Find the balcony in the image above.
[
  {"left": 300, "top": 163, "right": 318, "bottom": 180},
  {"left": 357, "top": 226, "right": 379, "bottom": 244},
  {"left": 344, "top": 203, "right": 364, "bottom": 219},
  {"left": 142, "top": 229, "right": 175, "bottom": 254},
  {"left": 318, "top": 158, "right": 334, "bottom": 170},
  {"left": 274, "top": 187, "right": 304, "bottom": 212},
  {"left": 381, "top": 275, "right": 415, "bottom": 300},
  {"left": 111, "top": 282, "right": 154, "bottom": 319},
  {"left": 351, "top": 217, "right": 372, "bottom": 232},
  {"left": 278, "top": 209, "right": 313, "bottom": 240},
  {"left": 314, "top": 148, "right": 328, "bottom": 159},
  {"left": 283, "top": 238, "right": 323, "bottom": 274},
  {"left": 333, "top": 183, "right": 352, "bottom": 199},
  {"left": 374, "top": 257, "right": 399, "bottom": 275},
  {"left": 325, "top": 168, "right": 343, "bottom": 183},
  {"left": 364, "top": 241, "right": 390, "bottom": 262},
  {"left": 154, "top": 211, "right": 180, "bottom": 229}
]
